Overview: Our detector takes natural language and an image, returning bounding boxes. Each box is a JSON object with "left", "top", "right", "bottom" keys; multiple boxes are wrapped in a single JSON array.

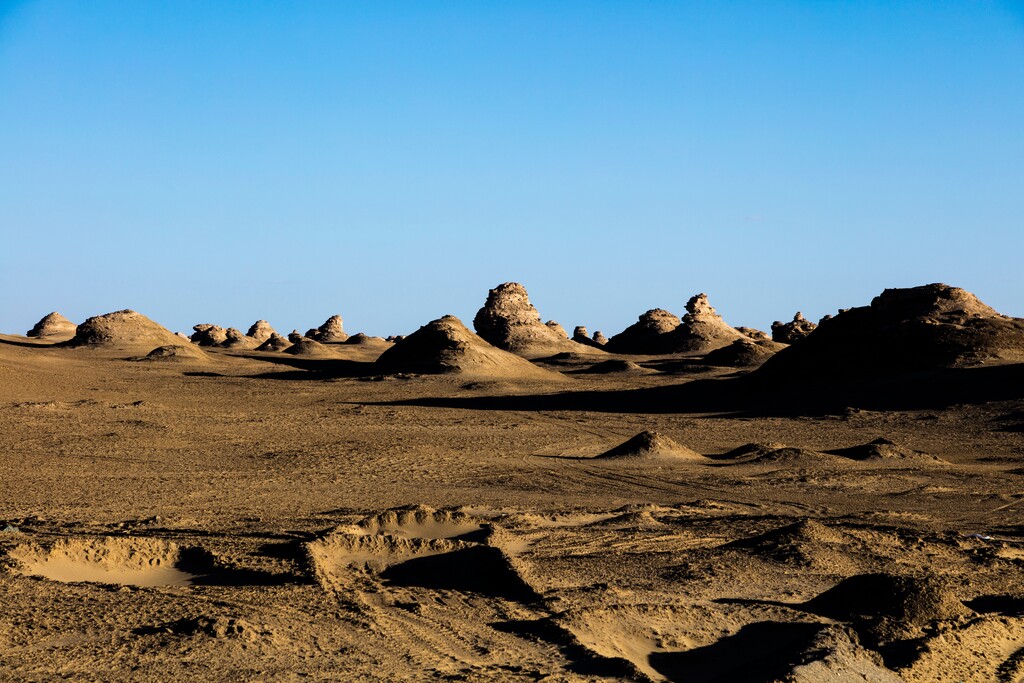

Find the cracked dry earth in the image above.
[{"left": 1, "top": 336, "right": 1024, "bottom": 681}]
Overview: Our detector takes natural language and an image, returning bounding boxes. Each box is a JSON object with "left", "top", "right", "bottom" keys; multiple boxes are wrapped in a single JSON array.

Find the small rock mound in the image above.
[
  {"left": 27, "top": 312, "right": 77, "bottom": 338},
  {"left": 702, "top": 338, "right": 780, "bottom": 367},
  {"left": 668, "top": 293, "right": 748, "bottom": 352},
  {"left": 772, "top": 312, "right": 817, "bottom": 344},
  {"left": 67, "top": 310, "right": 184, "bottom": 350},
  {"left": 580, "top": 359, "right": 653, "bottom": 374},
  {"left": 826, "top": 438, "right": 943, "bottom": 462},
  {"left": 344, "top": 333, "right": 390, "bottom": 347},
  {"left": 572, "top": 325, "right": 606, "bottom": 349},
  {"left": 220, "top": 328, "right": 256, "bottom": 349},
  {"left": 596, "top": 431, "right": 705, "bottom": 461},
  {"left": 715, "top": 442, "right": 789, "bottom": 461},
  {"left": 545, "top": 320, "right": 569, "bottom": 339},
  {"left": 472, "top": 282, "right": 581, "bottom": 357},
  {"left": 141, "top": 345, "right": 208, "bottom": 362},
  {"left": 255, "top": 333, "right": 291, "bottom": 352},
  {"left": 737, "top": 326, "right": 771, "bottom": 342},
  {"left": 283, "top": 338, "right": 335, "bottom": 357},
  {"left": 287, "top": 330, "right": 304, "bottom": 343},
  {"left": 605, "top": 309, "right": 681, "bottom": 354},
  {"left": 246, "top": 320, "right": 276, "bottom": 342},
  {"left": 724, "top": 519, "right": 850, "bottom": 563},
  {"left": 190, "top": 324, "right": 227, "bottom": 346},
  {"left": 376, "top": 315, "right": 562, "bottom": 380},
  {"left": 309, "top": 315, "right": 348, "bottom": 343},
  {"left": 592, "top": 331, "right": 608, "bottom": 345}
]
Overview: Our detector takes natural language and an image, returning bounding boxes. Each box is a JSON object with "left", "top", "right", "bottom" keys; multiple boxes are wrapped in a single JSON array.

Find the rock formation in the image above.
[
  {"left": 66, "top": 310, "right": 184, "bottom": 350},
  {"left": 605, "top": 309, "right": 681, "bottom": 354},
  {"left": 283, "top": 338, "right": 334, "bottom": 357},
  {"left": 667, "top": 293, "right": 747, "bottom": 352},
  {"left": 309, "top": 315, "right": 348, "bottom": 343},
  {"left": 702, "top": 338, "right": 781, "bottom": 368},
  {"left": 737, "top": 326, "right": 771, "bottom": 342},
  {"left": 472, "top": 283, "right": 583, "bottom": 358},
  {"left": 190, "top": 324, "right": 228, "bottom": 346},
  {"left": 755, "top": 283, "right": 1024, "bottom": 381},
  {"left": 376, "top": 315, "right": 562, "bottom": 379},
  {"left": 545, "top": 321, "right": 569, "bottom": 339},
  {"left": 26, "top": 312, "right": 77, "bottom": 338},
  {"left": 287, "top": 330, "right": 304, "bottom": 343},
  {"left": 246, "top": 320, "right": 276, "bottom": 343},
  {"left": 596, "top": 431, "right": 705, "bottom": 461},
  {"left": 256, "top": 333, "right": 291, "bottom": 352},
  {"left": 592, "top": 331, "right": 608, "bottom": 345},
  {"left": 220, "top": 328, "right": 256, "bottom": 349},
  {"left": 771, "top": 312, "right": 817, "bottom": 344},
  {"left": 572, "top": 325, "right": 605, "bottom": 349}
]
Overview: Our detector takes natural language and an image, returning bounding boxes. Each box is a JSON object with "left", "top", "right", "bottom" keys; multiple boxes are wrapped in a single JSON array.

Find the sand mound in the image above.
[
  {"left": 350, "top": 506, "right": 486, "bottom": 540},
  {"left": 255, "top": 333, "right": 291, "bottom": 352},
  {"left": 714, "top": 443, "right": 833, "bottom": 465},
  {"left": 375, "top": 315, "right": 563, "bottom": 380},
  {"left": 246, "top": 320, "right": 276, "bottom": 342},
  {"left": 772, "top": 311, "right": 817, "bottom": 343},
  {"left": 220, "top": 328, "right": 257, "bottom": 349},
  {"left": 344, "top": 333, "right": 390, "bottom": 347},
  {"left": 605, "top": 309, "right": 681, "bottom": 354},
  {"left": 827, "top": 438, "right": 943, "bottom": 463},
  {"left": 596, "top": 431, "right": 705, "bottom": 461},
  {"left": 5, "top": 537, "right": 201, "bottom": 587},
  {"left": 804, "top": 573, "right": 971, "bottom": 628},
  {"left": 282, "top": 338, "right": 335, "bottom": 357},
  {"left": 66, "top": 310, "right": 184, "bottom": 350},
  {"left": 702, "top": 338, "right": 780, "bottom": 367},
  {"left": 190, "top": 324, "right": 228, "bottom": 346},
  {"left": 26, "top": 312, "right": 77, "bottom": 338},
  {"left": 715, "top": 442, "right": 790, "bottom": 460},
  {"left": 723, "top": 519, "right": 854, "bottom": 567},
  {"left": 666, "top": 293, "right": 748, "bottom": 352},
  {"left": 472, "top": 282, "right": 582, "bottom": 357},
  {"left": 140, "top": 344, "right": 208, "bottom": 362},
  {"left": 580, "top": 359, "right": 654, "bottom": 374},
  {"left": 755, "top": 283, "right": 1024, "bottom": 381},
  {"left": 309, "top": 315, "right": 349, "bottom": 343}
]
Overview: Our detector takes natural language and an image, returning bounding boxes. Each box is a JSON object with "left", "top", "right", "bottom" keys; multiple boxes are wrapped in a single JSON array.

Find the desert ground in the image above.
[{"left": 2, "top": 283, "right": 1023, "bottom": 682}]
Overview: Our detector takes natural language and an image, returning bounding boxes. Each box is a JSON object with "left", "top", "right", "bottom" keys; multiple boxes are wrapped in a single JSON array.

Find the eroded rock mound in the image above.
[
  {"left": 376, "top": 315, "right": 562, "bottom": 380},
  {"left": 283, "top": 338, "right": 334, "bottom": 357},
  {"left": 592, "top": 331, "right": 608, "bottom": 345},
  {"left": 827, "top": 438, "right": 943, "bottom": 463},
  {"left": 246, "top": 320, "right": 276, "bottom": 342},
  {"left": 220, "top": 328, "right": 256, "bottom": 349},
  {"left": 190, "top": 324, "right": 227, "bottom": 346},
  {"left": 702, "top": 338, "right": 781, "bottom": 367},
  {"left": 580, "top": 359, "right": 653, "bottom": 374},
  {"left": 545, "top": 320, "right": 569, "bottom": 339},
  {"left": 755, "top": 284, "right": 1024, "bottom": 381},
  {"left": 67, "top": 310, "right": 184, "bottom": 350},
  {"left": 596, "top": 430, "right": 705, "bottom": 461},
  {"left": 141, "top": 344, "right": 208, "bottom": 362},
  {"left": 255, "top": 333, "right": 291, "bottom": 352},
  {"left": 605, "top": 309, "right": 681, "bottom": 354},
  {"left": 27, "top": 312, "right": 77, "bottom": 338},
  {"left": 309, "top": 315, "right": 348, "bottom": 343},
  {"left": 287, "top": 330, "right": 304, "bottom": 343},
  {"left": 472, "top": 283, "right": 580, "bottom": 357},
  {"left": 737, "top": 326, "right": 771, "bottom": 342},
  {"left": 667, "top": 293, "right": 747, "bottom": 352},
  {"left": 772, "top": 312, "right": 817, "bottom": 344}
]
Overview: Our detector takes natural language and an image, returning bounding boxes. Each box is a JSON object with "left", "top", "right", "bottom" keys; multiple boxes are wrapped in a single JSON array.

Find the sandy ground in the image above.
[{"left": 1, "top": 335, "right": 1023, "bottom": 681}]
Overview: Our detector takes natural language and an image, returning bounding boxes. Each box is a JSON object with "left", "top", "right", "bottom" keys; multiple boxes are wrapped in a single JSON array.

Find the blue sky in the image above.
[{"left": 2, "top": 1, "right": 1022, "bottom": 337}]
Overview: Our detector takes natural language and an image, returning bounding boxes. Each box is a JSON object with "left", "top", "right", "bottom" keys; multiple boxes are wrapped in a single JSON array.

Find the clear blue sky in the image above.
[{"left": 2, "top": 1, "right": 1022, "bottom": 338}]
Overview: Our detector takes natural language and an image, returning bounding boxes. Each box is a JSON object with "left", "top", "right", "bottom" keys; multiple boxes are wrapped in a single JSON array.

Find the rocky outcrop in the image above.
[
  {"left": 377, "top": 315, "right": 563, "bottom": 379},
  {"left": 220, "top": 328, "right": 257, "bottom": 349},
  {"left": 592, "top": 331, "right": 608, "bottom": 345},
  {"left": 256, "top": 333, "right": 291, "bottom": 352},
  {"left": 702, "top": 338, "right": 782, "bottom": 368},
  {"left": 545, "top": 321, "right": 569, "bottom": 339},
  {"left": 667, "top": 293, "right": 747, "bottom": 352},
  {"left": 287, "top": 330, "right": 304, "bottom": 343},
  {"left": 755, "top": 283, "right": 1024, "bottom": 381},
  {"left": 473, "top": 283, "right": 584, "bottom": 358},
  {"left": 67, "top": 310, "right": 184, "bottom": 350},
  {"left": 246, "top": 320, "right": 276, "bottom": 343},
  {"left": 605, "top": 309, "right": 681, "bottom": 354},
  {"left": 309, "top": 315, "right": 348, "bottom": 343},
  {"left": 27, "top": 312, "right": 77, "bottom": 338},
  {"left": 771, "top": 312, "right": 817, "bottom": 344},
  {"left": 191, "top": 324, "right": 228, "bottom": 346}
]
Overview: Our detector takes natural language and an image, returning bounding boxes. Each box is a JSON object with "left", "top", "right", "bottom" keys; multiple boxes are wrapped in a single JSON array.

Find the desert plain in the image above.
[{"left": 1, "top": 282, "right": 1023, "bottom": 682}]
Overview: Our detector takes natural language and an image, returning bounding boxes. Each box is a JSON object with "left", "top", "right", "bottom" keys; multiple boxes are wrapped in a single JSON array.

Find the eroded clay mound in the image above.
[
  {"left": 140, "top": 344, "right": 209, "bottom": 362},
  {"left": 772, "top": 312, "right": 817, "bottom": 344},
  {"left": 596, "top": 430, "right": 705, "bottom": 461},
  {"left": 191, "top": 324, "right": 228, "bottom": 346},
  {"left": 702, "top": 339, "right": 781, "bottom": 367},
  {"left": 282, "top": 338, "right": 336, "bottom": 357},
  {"left": 220, "top": 328, "right": 257, "bottom": 349},
  {"left": 755, "top": 284, "right": 1024, "bottom": 381},
  {"left": 256, "top": 333, "right": 291, "bottom": 352},
  {"left": 605, "top": 309, "right": 681, "bottom": 354},
  {"left": 309, "top": 315, "right": 348, "bottom": 343},
  {"left": 344, "top": 333, "right": 390, "bottom": 347},
  {"left": 375, "top": 315, "right": 563, "bottom": 380},
  {"left": 66, "top": 310, "right": 184, "bottom": 350},
  {"left": 580, "top": 359, "right": 655, "bottom": 374},
  {"left": 472, "top": 282, "right": 581, "bottom": 357},
  {"left": 27, "top": 312, "right": 77, "bottom": 338},
  {"left": 246, "top": 320, "right": 276, "bottom": 342},
  {"left": 666, "top": 293, "right": 748, "bottom": 352},
  {"left": 826, "top": 438, "right": 944, "bottom": 463}
]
